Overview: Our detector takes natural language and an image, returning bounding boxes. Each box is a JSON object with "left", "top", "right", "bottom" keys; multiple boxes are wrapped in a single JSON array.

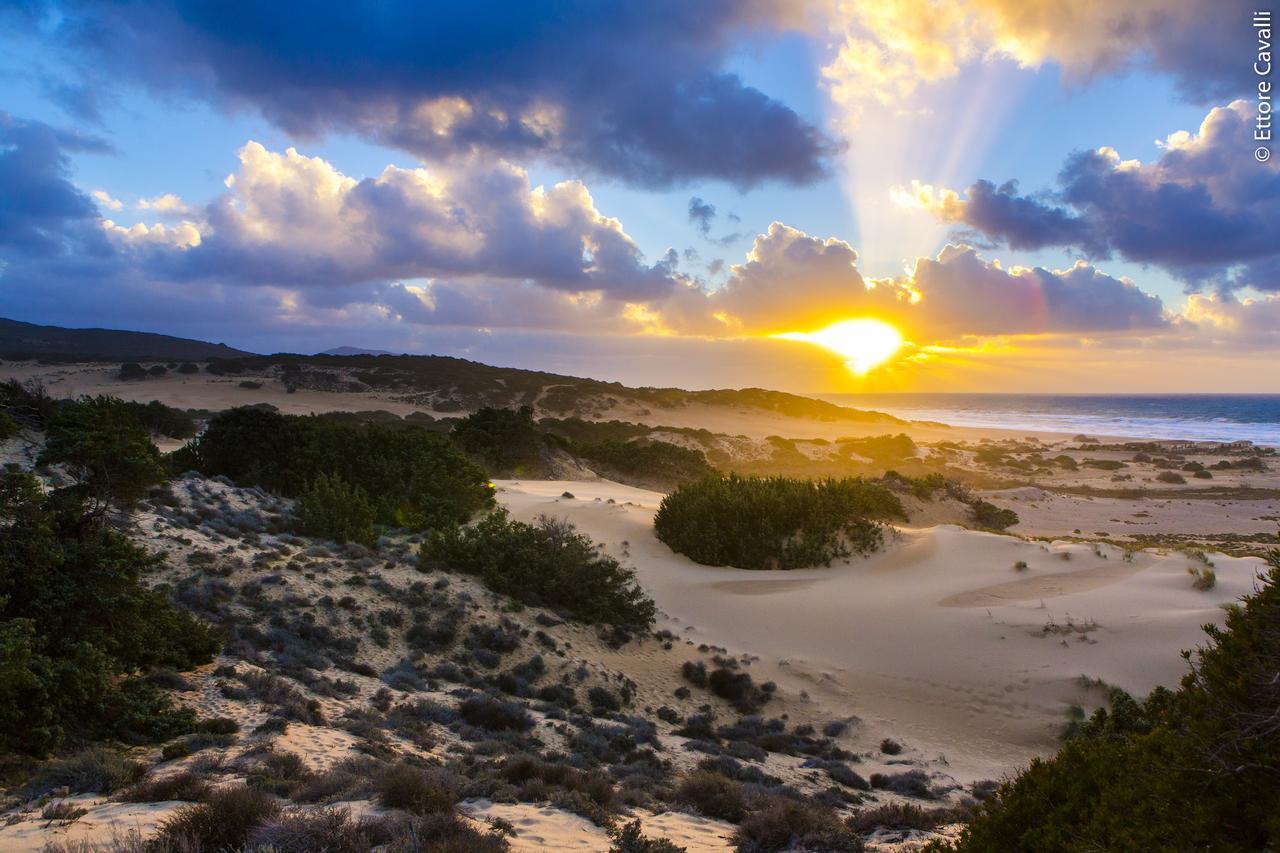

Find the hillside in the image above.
[
  {"left": 196, "top": 352, "right": 906, "bottom": 425},
  {"left": 0, "top": 318, "right": 252, "bottom": 361}
]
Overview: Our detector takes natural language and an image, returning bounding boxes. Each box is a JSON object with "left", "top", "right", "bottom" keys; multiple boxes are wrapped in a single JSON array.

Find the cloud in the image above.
[
  {"left": 820, "top": 0, "right": 1259, "bottom": 124},
  {"left": 15, "top": 0, "right": 836, "bottom": 188},
  {"left": 900, "top": 101, "right": 1280, "bottom": 291},
  {"left": 666, "top": 224, "right": 1165, "bottom": 342},
  {"left": 698, "top": 223, "right": 909, "bottom": 334},
  {"left": 0, "top": 112, "right": 111, "bottom": 257},
  {"left": 901, "top": 245, "right": 1167, "bottom": 337},
  {"left": 115, "top": 141, "right": 684, "bottom": 301},
  {"left": 688, "top": 197, "right": 717, "bottom": 237},
  {"left": 90, "top": 189, "right": 124, "bottom": 211},
  {"left": 137, "top": 193, "right": 195, "bottom": 217},
  {"left": 0, "top": 123, "right": 1197, "bottom": 375}
]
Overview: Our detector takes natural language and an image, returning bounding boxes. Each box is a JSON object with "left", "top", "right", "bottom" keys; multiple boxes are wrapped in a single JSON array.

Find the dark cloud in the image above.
[
  {"left": 917, "top": 102, "right": 1280, "bottom": 291},
  {"left": 13, "top": 0, "right": 836, "bottom": 188},
  {"left": 0, "top": 112, "right": 112, "bottom": 257},
  {"left": 688, "top": 197, "right": 717, "bottom": 236}
]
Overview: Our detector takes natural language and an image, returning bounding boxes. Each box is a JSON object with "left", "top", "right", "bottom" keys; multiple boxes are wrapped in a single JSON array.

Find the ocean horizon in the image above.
[{"left": 821, "top": 393, "right": 1280, "bottom": 446}]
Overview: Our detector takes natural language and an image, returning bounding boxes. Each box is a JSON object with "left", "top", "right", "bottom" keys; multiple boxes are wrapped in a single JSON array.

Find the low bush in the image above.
[
  {"left": 247, "top": 807, "right": 369, "bottom": 853},
  {"left": 847, "top": 802, "right": 970, "bottom": 834},
  {"left": 673, "top": 770, "right": 746, "bottom": 822},
  {"left": 424, "top": 511, "right": 655, "bottom": 629},
  {"left": 451, "top": 406, "right": 545, "bottom": 475},
  {"left": 969, "top": 500, "right": 1019, "bottom": 531},
  {"left": 654, "top": 475, "right": 904, "bottom": 570},
  {"left": 376, "top": 763, "right": 458, "bottom": 815},
  {"left": 1156, "top": 471, "right": 1187, "bottom": 484},
  {"left": 610, "top": 819, "right": 689, "bottom": 852},
  {"left": 459, "top": 694, "right": 535, "bottom": 732},
  {"left": 574, "top": 439, "right": 716, "bottom": 487},
  {"left": 154, "top": 785, "right": 281, "bottom": 851},
  {"left": 28, "top": 748, "right": 145, "bottom": 795},
  {"left": 118, "top": 770, "right": 211, "bottom": 802},
  {"left": 733, "top": 796, "right": 863, "bottom": 852}
]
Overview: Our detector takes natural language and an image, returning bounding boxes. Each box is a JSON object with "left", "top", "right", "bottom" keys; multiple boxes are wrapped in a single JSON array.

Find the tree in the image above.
[
  {"left": 450, "top": 405, "right": 544, "bottom": 474},
  {"left": 38, "top": 396, "right": 165, "bottom": 513},
  {"left": 0, "top": 472, "right": 217, "bottom": 755},
  {"left": 295, "top": 473, "right": 376, "bottom": 546}
]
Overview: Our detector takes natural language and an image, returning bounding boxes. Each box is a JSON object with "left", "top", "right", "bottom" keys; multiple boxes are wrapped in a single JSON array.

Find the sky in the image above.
[{"left": 1, "top": 0, "right": 1278, "bottom": 393}]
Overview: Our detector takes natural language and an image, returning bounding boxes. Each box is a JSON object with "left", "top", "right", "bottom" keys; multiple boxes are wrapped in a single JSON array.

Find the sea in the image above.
[{"left": 820, "top": 394, "right": 1280, "bottom": 446}]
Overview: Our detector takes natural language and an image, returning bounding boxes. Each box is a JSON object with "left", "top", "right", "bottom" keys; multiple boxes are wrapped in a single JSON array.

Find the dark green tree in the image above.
[
  {"left": 0, "top": 471, "right": 217, "bottom": 755},
  {"left": 423, "top": 510, "right": 655, "bottom": 629},
  {"left": 295, "top": 473, "right": 376, "bottom": 546},
  {"left": 38, "top": 396, "right": 165, "bottom": 513}
]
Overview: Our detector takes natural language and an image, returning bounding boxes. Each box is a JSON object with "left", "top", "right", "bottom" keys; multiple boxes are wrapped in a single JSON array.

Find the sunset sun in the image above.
[{"left": 774, "top": 318, "right": 903, "bottom": 374}]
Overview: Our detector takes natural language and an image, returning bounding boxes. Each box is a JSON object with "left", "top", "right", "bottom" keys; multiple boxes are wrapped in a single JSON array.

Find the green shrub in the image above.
[
  {"left": 1156, "top": 471, "right": 1187, "bottom": 484},
  {"left": 969, "top": 500, "right": 1019, "bottom": 531},
  {"left": 38, "top": 396, "right": 166, "bottom": 511},
  {"left": 574, "top": 439, "right": 715, "bottom": 486},
  {"left": 653, "top": 475, "right": 904, "bottom": 570},
  {"left": 946, "top": 549, "right": 1280, "bottom": 851},
  {"left": 188, "top": 407, "right": 492, "bottom": 531},
  {"left": 295, "top": 473, "right": 377, "bottom": 546},
  {"left": 424, "top": 511, "right": 655, "bottom": 629},
  {"left": 451, "top": 405, "right": 545, "bottom": 474},
  {"left": 0, "top": 472, "right": 217, "bottom": 755},
  {"left": 839, "top": 433, "right": 917, "bottom": 466},
  {"left": 0, "top": 410, "right": 17, "bottom": 441}
]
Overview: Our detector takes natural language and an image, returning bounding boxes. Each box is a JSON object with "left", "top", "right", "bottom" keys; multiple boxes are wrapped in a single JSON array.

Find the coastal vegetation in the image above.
[
  {"left": 0, "top": 391, "right": 219, "bottom": 756},
  {"left": 422, "top": 510, "right": 656, "bottom": 630},
  {"left": 178, "top": 406, "right": 493, "bottom": 536},
  {"left": 654, "top": 474, "right": 905, "bottom": 569}
]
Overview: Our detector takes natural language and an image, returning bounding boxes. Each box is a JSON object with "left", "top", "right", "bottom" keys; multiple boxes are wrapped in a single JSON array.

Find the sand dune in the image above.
[{"left": 496, "top": 479, "right": 1265, "bottom": 782}]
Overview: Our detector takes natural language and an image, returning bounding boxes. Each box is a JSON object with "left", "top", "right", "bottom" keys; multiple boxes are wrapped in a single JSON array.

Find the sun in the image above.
[{"left": 773, "top": 318, "right": 903, "bottom": 374}]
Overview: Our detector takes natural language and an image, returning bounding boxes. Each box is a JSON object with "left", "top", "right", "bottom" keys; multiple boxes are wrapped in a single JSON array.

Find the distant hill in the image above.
[
  {"left": 320, "top": 346, "right": 399, "bottom": 356},
  {"left": 0, "top": 318, "right": 253, "bottom": 361},
  {"left": 0, "top": 319, "right": 901, "bottom": 425},
  {"left": 204, "top": 352, "right": 905, "bottom": 425}
]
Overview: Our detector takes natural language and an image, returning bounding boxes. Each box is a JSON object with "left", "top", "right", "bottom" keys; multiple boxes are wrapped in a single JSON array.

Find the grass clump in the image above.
[
  {"left": 424, "top": 511, "right": 655, "bottom": 630},
  {"left": 654, "top": 474, "right": 904, "bottom": 570}
]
